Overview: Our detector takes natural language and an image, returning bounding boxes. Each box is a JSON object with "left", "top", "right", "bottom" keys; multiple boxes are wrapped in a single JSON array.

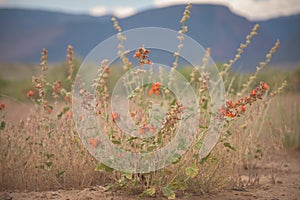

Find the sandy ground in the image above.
[{"left": 1, "top": 150, "right": 299, "bottom": 200}]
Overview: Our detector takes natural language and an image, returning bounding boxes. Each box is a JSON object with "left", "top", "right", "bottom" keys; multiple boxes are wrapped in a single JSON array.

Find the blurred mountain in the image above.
[{"left": 0, "top": 4, "right": 299, "bottom": 71}]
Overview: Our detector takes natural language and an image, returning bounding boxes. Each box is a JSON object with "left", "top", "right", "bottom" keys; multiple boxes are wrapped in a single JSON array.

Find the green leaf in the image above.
[
  {"left": 157, "top": 131, "right": 162, "bottom": 144},
  {"left": 170, "top": 99, "right": 177, "bottom": 106},
  {"left": 57, "top": 112, "right": 63, "bottom": 120},
  {"left": 223, "top": 142, "right": 236, "bottom": 151},
  {"left": 225, "top": 130, "right": 232, "bottom": 136},
  {"left": 171, "top": 179, "right": 187, "bottom": 190},
  {"left": 127, "top": 92, "right": 135, "bottom": 99},
  {"left": 198, "top": 124, "right": 208, "bottom": 129},
  {"left": 185, "top": 164, "right": 199, "bottom": 178},
  {"left": 162, "top": 186, "right": 175, "bottom": 200},
  {"left": 200, "top": 152, "right": 211, "bottom": 164},
  {"left": 147, "top": 144, "right": 156, "bottom": 152},
  {"left": 163, "top": 168, "right": 173, "bottom": 175},
  {"left": 44, "top": 161, "right": 52, "bottom": 168},
  {"left": 55, "top": 170, "right": 65, "bottom": 178},
  {"left": 109, "top": 127, "right": 114, "bottom": 140},
  {"left": 225, "top": 116, "right": 233, "bottom": 122},
  {"left": 0, "top": 121, "right": 5, "bottom": 130},
  {"left": 121, "top": 171, "right": 132, "bottom": 180},
  {"left": 140, "top": 186, "right": 156, "bottom": 197},
  {"left": 112, "top": 139, "right": 121, "bottom": 144},
  {"left": 95, "top": 163, "right": 114, "bottom": 173},
  {"left": 202, "top": 99, "right": 208, "bottom": 109},
  {"left": 167, "top": 153, "right": 181, "bottom": 164},
  {"left": 36, "top": 100, "right": 42, "bottom": 106},
  {"left": 44, "top": 153, "right": 54, "bottom": 159},
  {"left": 194, "top": 130, "right": 205, "bottom": 151},
  {"left": 63, "top": 107, "right": 70, "bottom": 113},
  {"left": 104, "top": 183, "right": 113, "bottom": 191},
  {"left": 126, "top": 136, "right": 138, "bottom": 142},
  {"left": 118, "top": 177, "right": 127, "bottom": 187},
  {"left": 194, "top": 140, "right": 202, "bottom": 151}
]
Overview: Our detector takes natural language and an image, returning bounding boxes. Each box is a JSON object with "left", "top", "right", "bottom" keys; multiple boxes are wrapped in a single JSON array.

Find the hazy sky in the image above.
[{"left": 0, "top": 0, "right": 300, "bottom": 20}]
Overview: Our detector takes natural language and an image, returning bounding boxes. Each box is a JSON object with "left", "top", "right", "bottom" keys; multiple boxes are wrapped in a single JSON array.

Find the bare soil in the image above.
[{"left": 1, "top": 150, "right": 299, "bottom": 200}]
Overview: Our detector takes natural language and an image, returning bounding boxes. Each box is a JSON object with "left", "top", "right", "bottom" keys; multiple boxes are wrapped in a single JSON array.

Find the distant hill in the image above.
[{"left": 0, "top": 4, "right": 299, "bottom": 71}]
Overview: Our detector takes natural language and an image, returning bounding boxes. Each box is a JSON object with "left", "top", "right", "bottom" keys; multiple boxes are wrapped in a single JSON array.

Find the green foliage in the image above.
[
  {"left": 223, "top": 142, "right": 236, "bottom": 151},
  {"left": 185, "top": 164, "right": 199, "bottom": 178},
  {"left": 162, "top": 186, "right": 176, "bottom": 199},
  {"left": 140, "top": 186, "right": 156, "bottom": 197},
  {"left": 95, "top": 163, "right": 114, "bottom": 173},
  {"left": 0, "top": 120, "right": 5, "bottom": 130}
]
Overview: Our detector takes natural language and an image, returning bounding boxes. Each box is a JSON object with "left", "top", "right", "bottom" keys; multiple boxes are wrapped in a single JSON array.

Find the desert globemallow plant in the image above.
[{"left": 0, "top": 3, "right": 288, "bottom": 199}]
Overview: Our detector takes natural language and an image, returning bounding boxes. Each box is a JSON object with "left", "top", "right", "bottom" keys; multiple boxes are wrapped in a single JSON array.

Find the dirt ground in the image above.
[{"left": 1, "top": 150, "right": 299, "bottom": 200}]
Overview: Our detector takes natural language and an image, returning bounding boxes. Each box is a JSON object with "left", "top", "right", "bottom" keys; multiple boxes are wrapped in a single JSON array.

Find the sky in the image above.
[{"left": 0, "top": 0, "right": 300, "bottom": 20}]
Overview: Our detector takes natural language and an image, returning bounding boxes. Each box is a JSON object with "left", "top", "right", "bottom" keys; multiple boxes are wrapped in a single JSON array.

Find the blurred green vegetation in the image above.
[
  {"left": 1, "top": 62, "right": 300, "bottom": 101},
  {"left": 0, "top": 59, "right": 80, "bottom": 101}
]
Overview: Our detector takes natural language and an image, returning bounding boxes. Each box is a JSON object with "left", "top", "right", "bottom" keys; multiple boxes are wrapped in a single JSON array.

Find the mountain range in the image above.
[{"left": 0, "top": 4, "right": 299, "bottom": 71}]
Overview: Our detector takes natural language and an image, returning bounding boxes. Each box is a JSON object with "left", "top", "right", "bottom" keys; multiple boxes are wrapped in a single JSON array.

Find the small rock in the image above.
[
  {"left": 51, "top": 192, "right": 59, "bottom": 196},
  {"left": 263, "top": 184, "right": 271, "bottom": 190}
]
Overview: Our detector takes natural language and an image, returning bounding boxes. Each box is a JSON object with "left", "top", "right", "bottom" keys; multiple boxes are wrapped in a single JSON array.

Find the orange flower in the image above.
[
  {"left": 226, "top": 112, "right": 235, "bottom": 118},
  {"left": 134, "top": 51, "right": 141, "bottom": 58},
  {"left": 250, "top": 89, "right": 257, "bottom": 97},
  {"left": 0, "top": 102, "right": 6, "bottom": 110},
  {"left": 26, "top": 90, "right": 35, "bottom": 98},
  {"left": 111, "top": 112, "right": 118, "bottom": 122},
  {"left": 139, "top": 124, "right": 148, "bottom": 135},
  {"left": 46, "top": 107, "right": 52, "bottom": 114},
  {"left": 64, "top": 95, "right": 71, "bottom": 102},
  {"left": 227, "top": 100, "right": 235, "bottom": 108},
  {"left": 88, "top": 138, "right": 101, "bottom": 148},
  {"left": 262, "top": 83, "right": 269, "bottom": 90},
  {"left": 148, "top": 82, "right": 161, "bottom": 96},
  {"left": 245, "top": 96, "right": 250, "bottom": 102},
  {"left": 105, "top": 66, "right": 110, "bottom": 74},
  {"left": 241, "top": 105, "right": 246, "bottom": 112},
  {"left": 43, "top": 104, "right": 53, "bottom": 114},
  {"left": 66, "top": 111, "right": 73, "bottom": 118},
  {"left": 133, "top": 47, "right": 151, "bottom": 66}
]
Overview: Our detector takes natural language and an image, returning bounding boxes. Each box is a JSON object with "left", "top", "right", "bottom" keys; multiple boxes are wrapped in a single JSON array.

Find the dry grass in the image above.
[
  {"left": 0, "top": 3, "right": 299, "bottom": 199},
  {"left": 0, "top": 103, "right": 108, "bottom": 191},
  {"left": 1, "top": 93, "right": 298, "bottom": 193},
  {"left": 268, "top": 93, "right": 300, "bottom": 150}
]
